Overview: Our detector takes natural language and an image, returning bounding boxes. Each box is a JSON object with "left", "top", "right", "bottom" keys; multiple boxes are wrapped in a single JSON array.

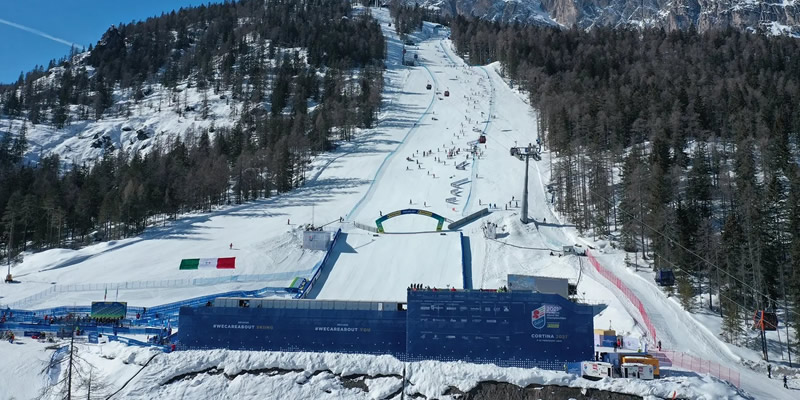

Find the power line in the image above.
[
  {"left": 646, "top": 245, "right": 757, "bottom": 318},
  {"left": 569, "top": 164, "right": 800, "bottom": 319}
]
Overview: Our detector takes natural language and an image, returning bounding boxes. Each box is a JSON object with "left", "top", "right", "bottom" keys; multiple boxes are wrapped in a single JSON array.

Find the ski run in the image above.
[{"left": 1, "top": 7, "right": 798, "bottom": 400}]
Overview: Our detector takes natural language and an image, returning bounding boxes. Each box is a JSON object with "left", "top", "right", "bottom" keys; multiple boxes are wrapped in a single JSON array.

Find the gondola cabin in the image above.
[
  {"left": 426, "top": 83, "right": 432, "bottom": 90},
  {"left": 654, "top": 269, "right": 675, "bottom": 286},
  {"left": 478, "top": 135, "right": 486, "bottom": 144},
  {"left": 753, "top": 310, "right": 778, "bottom": 331},
  {"left": 444, "top": 90, "right": 450, "bottom": 97}
]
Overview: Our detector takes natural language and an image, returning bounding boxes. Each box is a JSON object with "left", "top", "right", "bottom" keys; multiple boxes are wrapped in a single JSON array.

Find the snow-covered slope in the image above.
[
  {"left": 311, "top": 231, "right": 464, "bottom": 302},
  {"left": 2, "top": 79, "right": 237, "bottom": 167},
  {"left": 2, "top": 6, "right": 797, "bottom": 399}
]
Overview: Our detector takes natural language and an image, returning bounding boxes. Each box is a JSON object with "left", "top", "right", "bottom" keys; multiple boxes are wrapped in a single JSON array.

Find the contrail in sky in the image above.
[{"left": 0, "top": 18, "right": 81, "bottom": 48}]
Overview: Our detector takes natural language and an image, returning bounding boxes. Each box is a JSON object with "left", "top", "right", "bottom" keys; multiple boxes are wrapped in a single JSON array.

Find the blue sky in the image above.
[{"left": 0, "top": 0, "right": 220, "bottom": 84}]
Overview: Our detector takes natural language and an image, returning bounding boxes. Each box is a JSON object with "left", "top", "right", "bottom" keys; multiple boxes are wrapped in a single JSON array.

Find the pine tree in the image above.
[
  {"left": 720, "top": 289, "right": 744, "bottom": 344},
  {"left": 787, "top": 166, "right": 800, "bottom": 351}
]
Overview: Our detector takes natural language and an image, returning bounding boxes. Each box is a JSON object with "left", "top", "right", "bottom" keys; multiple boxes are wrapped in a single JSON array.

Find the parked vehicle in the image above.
[
  {"left": 581, "top": 361, "right": 613, "bottom": 381},
  {"left": 621, "top": 355, "right": 660, "bottom": 377},
  {"left": 620, "top": 363, "right": 654, "bottom": 380}
]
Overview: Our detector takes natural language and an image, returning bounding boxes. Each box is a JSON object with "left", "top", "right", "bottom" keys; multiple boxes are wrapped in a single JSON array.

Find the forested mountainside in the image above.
[
  {"left": 450, "top": 17, "right": 800, "bottom": 347},
  {"left": 404, "top": 0, "right": 800, "bottom": 35},
  {"left": 0, "top": 0, "right": 384, "bottom": 255}
]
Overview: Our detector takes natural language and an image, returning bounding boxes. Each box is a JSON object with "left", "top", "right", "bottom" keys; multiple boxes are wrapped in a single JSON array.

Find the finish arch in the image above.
[{"left": 375, "top": 209, "right": 446, "bottom": 233}]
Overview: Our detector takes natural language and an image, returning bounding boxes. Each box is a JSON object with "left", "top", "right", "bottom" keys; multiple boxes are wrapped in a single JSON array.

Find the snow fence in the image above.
[
  {"left": 660, "top": 350, "right": 740, "bottom": 388},
  {"left": 585, "top": 250, "right": 658, "bottom": 342},
  {"left": 7, "top": 269, "right": 310, "bottom": 309},
  {"left": 586, "top": 250, "right": 740, "bottom": 388}
]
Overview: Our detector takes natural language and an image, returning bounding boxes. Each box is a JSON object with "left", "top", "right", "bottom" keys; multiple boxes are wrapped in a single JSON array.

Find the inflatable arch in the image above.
[{"left": 375, "top": 209, "right": 446, "bottom": 233}]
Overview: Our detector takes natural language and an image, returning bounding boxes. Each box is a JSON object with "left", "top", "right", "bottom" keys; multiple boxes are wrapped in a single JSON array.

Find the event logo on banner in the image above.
[
  {"left": 532, "top": 304, "right": 565, "bottom": 330},
  {"left": 531, "top": 306, "right": 547, "bottom": 329}
]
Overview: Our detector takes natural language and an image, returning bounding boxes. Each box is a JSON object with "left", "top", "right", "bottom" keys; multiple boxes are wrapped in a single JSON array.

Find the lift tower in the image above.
[{"left": 509, "top": 143, "right": 541, "bottom": 224}]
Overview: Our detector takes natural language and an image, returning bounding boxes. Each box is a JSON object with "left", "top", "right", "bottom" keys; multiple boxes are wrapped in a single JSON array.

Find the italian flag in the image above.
[{"left": 179, "top": 257, "right": 236, "bottom": 270}]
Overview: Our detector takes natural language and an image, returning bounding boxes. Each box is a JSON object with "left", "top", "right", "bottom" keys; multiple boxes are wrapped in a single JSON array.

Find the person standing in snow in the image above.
[
  {"left": 229, "top": 243, "right": 233, "bottom": 250},
  {"left": 784, "top": 375, "right": 789, "bottom": 388},
  {"left": 768, "top": 364, "right": 772, "bottom": 378}
]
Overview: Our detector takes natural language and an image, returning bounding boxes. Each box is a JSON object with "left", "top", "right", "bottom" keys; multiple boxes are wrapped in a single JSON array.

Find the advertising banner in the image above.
[
  {"left": 179, "top": 303, "right": 406, "bottom": 355},
  {"left": 508, "top": 275, "right": 569, "bottom": 298},
  {"left": 406, "top": 291, "right": 593, "bottom": 367},
  {"left": 303, "top": 231, "right": 332, "bottom": 251},
  {"left": 91, "top": 302, "right": 127, "bottom": 319}
]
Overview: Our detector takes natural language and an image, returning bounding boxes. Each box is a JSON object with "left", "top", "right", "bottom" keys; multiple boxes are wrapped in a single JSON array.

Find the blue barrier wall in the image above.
[
  {"left": 406, "top": 291, "right": 593, "bottom": 369},
  {"left": 459, "top": 233, "right": 472, "bottom": 290},
  {"left": 297, "top": 228, "right": 342, "bottom": 299},
  {"left": 179, "top": 303, "right": 407, "bottom": 355},
  {"left": 179, "top": 291, "right": 594, "bottom": 369},
  {"left": 448, "top": 208, "right": 489, "bottom": 231}
]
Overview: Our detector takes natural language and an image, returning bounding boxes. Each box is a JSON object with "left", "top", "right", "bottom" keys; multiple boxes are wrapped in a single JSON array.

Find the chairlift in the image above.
[
  {"left": 426, "top": 82, "right": 432, "bottom": 90},
  {"left": 478, "top": 135, "right": 486, "bottom": 144},
  {"left": 444, "top": 90, "right": 450, "bottom": 97},
  {"left": 753, "top": 310, "right": 778, "bottom": 331}
]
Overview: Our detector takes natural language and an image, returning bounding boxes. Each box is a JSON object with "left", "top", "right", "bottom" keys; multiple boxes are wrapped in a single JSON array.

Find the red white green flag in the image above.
[{"left": 179, "top": 257, "right": 235, "bottom": 270}]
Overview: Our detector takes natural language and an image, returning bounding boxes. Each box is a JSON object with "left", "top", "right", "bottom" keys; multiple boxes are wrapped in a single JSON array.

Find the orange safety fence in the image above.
[{"left": 586, "top": 250, "right": 741, "bottom": 388}]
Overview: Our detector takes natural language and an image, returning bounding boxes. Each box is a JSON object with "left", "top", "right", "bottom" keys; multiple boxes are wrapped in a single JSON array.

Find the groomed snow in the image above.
[
  {"left": 2, "top": 5, "right": 797, "bottom": 399},
  {"left": 311, "top": 230, "right": 463, "bottom": 302}
]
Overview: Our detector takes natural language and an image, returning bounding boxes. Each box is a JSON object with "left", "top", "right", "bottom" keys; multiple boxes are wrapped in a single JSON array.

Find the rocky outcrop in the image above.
[
  {"left": 88, "top": 25, "right": 126, "bottom": 67},
  {"left": 410, "top": 0, "right": 800, "bottom": 34},
  {"left": 462, "top": 381, "right": 644, "bottom": 399}
]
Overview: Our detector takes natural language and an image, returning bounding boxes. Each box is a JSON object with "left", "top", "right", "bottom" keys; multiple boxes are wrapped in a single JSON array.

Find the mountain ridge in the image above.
[{"left": 403, "top": 0, "right": 800, "bottom": 35}]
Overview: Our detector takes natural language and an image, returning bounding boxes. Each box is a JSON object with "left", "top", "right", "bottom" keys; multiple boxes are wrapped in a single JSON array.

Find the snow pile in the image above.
[
  {"left": 82, "top": 346, "right": 746, "bottom": 400},
  {"left": 0, "top": 339, "right": 752, "bottom": 400},
  {"left": 0, "top": 339, "right": 55, "bottom": 400}
]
